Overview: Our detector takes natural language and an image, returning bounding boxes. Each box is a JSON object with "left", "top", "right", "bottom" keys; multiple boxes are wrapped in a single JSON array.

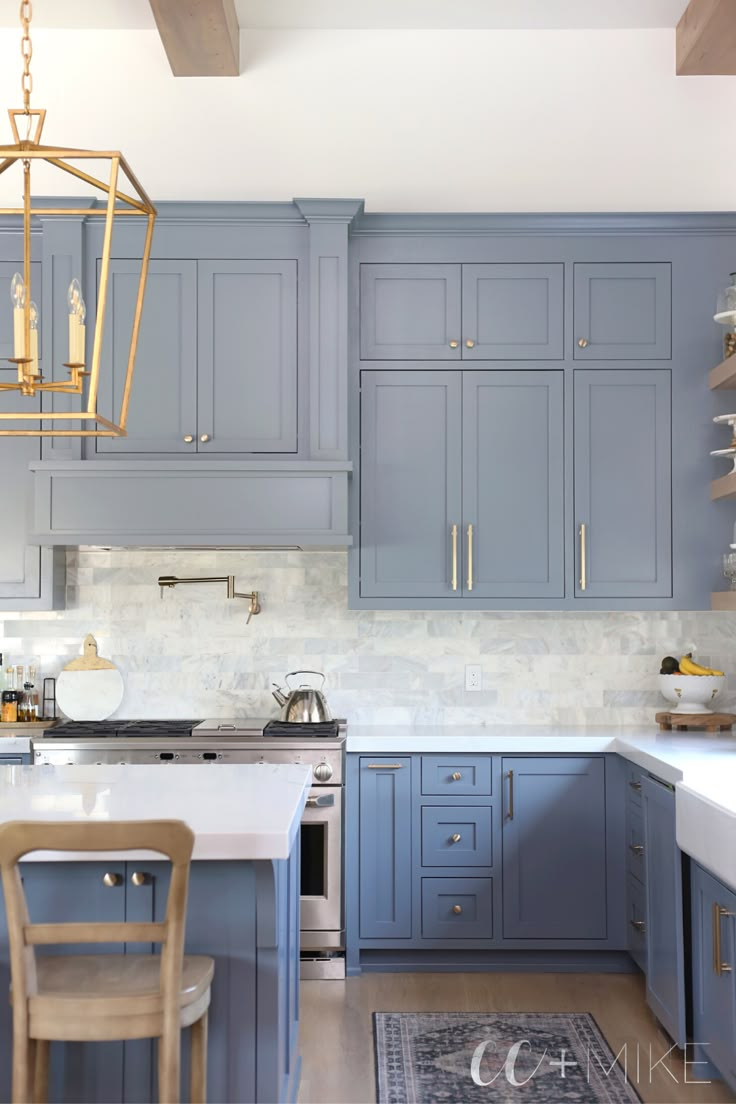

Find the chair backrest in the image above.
[{"left": 0, "top": 819, "right": 194, "bottom": 1033}]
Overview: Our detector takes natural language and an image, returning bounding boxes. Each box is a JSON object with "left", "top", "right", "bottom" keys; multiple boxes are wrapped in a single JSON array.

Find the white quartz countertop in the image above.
[
  {"left": 0, "top": 763, "right": 311, "bottom": 862},
  {"left": 0, "top": 736, "right": 31, "bottom": 754}
]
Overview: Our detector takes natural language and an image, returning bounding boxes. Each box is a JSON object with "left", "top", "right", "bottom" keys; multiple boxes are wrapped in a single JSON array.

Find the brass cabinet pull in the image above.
[
  {"left": 130, "top": 871, "right": 148, "bottom": 887},
  {"left": 449, "top": 340, "right": 459, "bottom": 349},
  {"left": 183, "top": 435, "right": 194, "bottom": 443},
  {"left": 713, "top": 902, "right": 734, "bottom": 976},
  {"left": 579, "top": 523, "right": 587, "bottom": 591},
  {"left": 628, "top": 781, "right": 642, "bottom": 792},
  {"left": 629, "top": 844, "right": 644, "bottom": 856},
  {"left": 199, "top": 434, "right": 211, "bottom": 443},
  {"left": 452, "top": 904, "right": 463, "bottom": 915},
  {"left": 578, "top": 337, "right": 589, "bottom": 348},
  {"left": 630, "top": 919, "right": 646, "bottom": 933},
  {"left": 465, "top": 339, "right": 475, "bottom": 349},
  {"left": 102, "top": 872, "right": 122, "bottom": 887},
  {"left": 451, "top": 771, "right": 462, "bottom": 782},
  {"left": 367, "top": 763, "right": 403, "bottom": 769},
  {"left": 507, "top": 769, "right": 514, "bottom": 820},
  {"left": 451, "top": 524, "right": 458, "bottom": 591},
  {"left": 467, "top": 524, "right": 474, "bottom": 591},
  {"left": 450, "top": 833, "right": 462, "bottom": 844}
]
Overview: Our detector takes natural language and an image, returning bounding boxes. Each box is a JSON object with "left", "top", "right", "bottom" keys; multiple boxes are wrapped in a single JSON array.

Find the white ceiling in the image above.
[{"left": 0, "top": 0, "right": 690, "bottom": 30}]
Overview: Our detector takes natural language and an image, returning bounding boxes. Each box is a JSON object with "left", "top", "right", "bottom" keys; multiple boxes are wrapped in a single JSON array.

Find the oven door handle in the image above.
[{"left": 306, "top": 793, "right": 335, "bottom": 809}]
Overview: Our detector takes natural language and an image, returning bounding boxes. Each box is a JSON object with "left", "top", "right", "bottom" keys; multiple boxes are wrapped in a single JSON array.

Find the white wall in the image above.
[{"left": 0, "top": 27, "right": 731, "bottom": 211}]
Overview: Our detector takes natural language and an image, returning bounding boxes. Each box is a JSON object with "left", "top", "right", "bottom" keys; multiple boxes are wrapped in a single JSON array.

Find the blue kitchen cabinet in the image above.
[
  {"left": 197, "top": 260, "right": 298, "bottom": 454},
  {"left": 359, "top": 371, "right": 462, "bottom": 599},
  {"left": 462, "top": 371, "right": 564, "bottom": 598},
  {"left": 360, "top": 264, "right": 462, "bottom": 360},
  {"left": 0, "top": 754, "right": 30, "bottom": 765},
  {"left": 96, "top": 260, "right": 197, "bottom": 455},
  {"left": 461, "top": 264, "right": 563, "bottom": 360},
  {"left": 691, "top": 861, "right": 736, "bottom": 1092},
  {"left": 501, "top": 757, "right": 608, "bottom": 939},
  {"left": 574, "top": 370, "right": 672, "bottom": 600},
  {"left": 358, "top": 757, "right": 412, "bottom": 939},
  {"left": 641, "top": 775, "right": 686, "bottom": 1047},
  {"left": 573, "top": 263, "right": 671, "bottom": 360}
]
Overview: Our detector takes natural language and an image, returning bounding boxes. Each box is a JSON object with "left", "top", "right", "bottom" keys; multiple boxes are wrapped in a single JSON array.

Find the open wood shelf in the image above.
[
  {"left": 711, "top": 470, "right": 736, "bottom": 500},
  {"left": 712, "top": 591, "right": 736, "bottom": 610},
  {"left": 710, "top": 356, "right": 736, "bottom": 390}
]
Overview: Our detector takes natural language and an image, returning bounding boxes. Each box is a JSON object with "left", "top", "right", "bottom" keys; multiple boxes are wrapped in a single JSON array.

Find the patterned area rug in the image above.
[{"left": 374, "top": 1012, "right": 642, "bottom": 1103}]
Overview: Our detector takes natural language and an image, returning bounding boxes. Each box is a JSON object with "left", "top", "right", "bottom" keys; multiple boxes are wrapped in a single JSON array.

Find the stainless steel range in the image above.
[{"left": 32, "top": 717, "right": 346, "bottom": 979}]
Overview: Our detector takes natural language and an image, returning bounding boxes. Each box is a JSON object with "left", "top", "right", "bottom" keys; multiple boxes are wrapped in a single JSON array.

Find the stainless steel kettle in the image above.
[{"left": 272, "top": 670, "right": 333, "bottom": 724}]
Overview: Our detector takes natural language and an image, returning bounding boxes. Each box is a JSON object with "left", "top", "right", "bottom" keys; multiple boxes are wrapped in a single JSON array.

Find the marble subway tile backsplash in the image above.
[{"left": 2, "top": 548, "right": 736, "bottom": 725}]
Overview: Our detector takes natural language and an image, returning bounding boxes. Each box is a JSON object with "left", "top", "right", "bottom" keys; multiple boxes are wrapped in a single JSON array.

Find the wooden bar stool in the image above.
[{"left": 0, "top": 819, "right": 214, "bottom": 1104}]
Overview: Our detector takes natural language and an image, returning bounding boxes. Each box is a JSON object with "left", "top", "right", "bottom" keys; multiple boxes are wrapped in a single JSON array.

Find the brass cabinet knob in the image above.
[
  {"left": 452, "top": 904, "right": 463, "bottom": 915},
  {"left": 102, "top": 872, "right": 122, "bottom": 887},
  {"left": 183, "top": 435, "right": 194, "bottom": 443},
  {"left": 628, "top": 781, "right": 642, "bottom": 792},
  {"left": 130, "top": 871, "right": 148, "bottom": 887},
  {"left": 629, "top": 844, "right": 644, "bottom": 856},
  {"left": 630, "top": 919, "right": 646, "bottom": 933},
  {"left": 450, "top": 833, "right": 462, "bottom": 844},
  {"left": 465, "top": 339, "right": 475, "bottom": 348},
  {"left": 199, "top": 434, "right": 211, "bottom": 443},
  {"left": 451, "top": 772, "right": 462, "bottom": 782},
  {"left": 449, "top": 340, "right": 459, "bottom": 349},
  {"left": 577, "top": 338, "right": 589, "bottom": 348}
]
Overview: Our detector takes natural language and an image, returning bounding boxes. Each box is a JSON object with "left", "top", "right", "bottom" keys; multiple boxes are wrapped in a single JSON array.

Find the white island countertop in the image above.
[{"left": 0, "top": 763, "right": 311, "bottom": 862}]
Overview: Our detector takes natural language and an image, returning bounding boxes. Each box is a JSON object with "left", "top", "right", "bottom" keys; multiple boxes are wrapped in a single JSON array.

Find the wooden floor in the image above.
[{"left": 299, "top": 972, "right": 736, "bottom": 1104}]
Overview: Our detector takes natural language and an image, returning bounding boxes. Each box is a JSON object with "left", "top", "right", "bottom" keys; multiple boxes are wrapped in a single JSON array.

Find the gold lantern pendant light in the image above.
[{"left": 0, "top": 1, "right": 156, "bottom": 437}]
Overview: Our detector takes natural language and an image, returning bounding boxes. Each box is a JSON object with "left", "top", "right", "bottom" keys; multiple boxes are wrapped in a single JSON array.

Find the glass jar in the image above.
[
  {"left": 715, "top": 274, "right": 736, "bottom": 327},
  {"left": 1, "top": 690, "right": 20, "bottom": 723}
]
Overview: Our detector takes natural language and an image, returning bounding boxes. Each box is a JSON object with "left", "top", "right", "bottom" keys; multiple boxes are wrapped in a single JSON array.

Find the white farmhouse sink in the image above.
[{"left": 676, "top": 771, "right": 736, "bottom": 891}]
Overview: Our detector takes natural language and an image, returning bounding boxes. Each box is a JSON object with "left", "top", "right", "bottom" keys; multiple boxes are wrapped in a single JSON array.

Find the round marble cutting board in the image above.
[{"left": 56, "top": 634, "right": 124, "bottom": 721}]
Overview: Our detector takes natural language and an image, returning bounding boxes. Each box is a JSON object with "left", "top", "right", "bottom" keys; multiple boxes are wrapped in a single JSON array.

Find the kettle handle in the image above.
[{"left": 284, "top": 669, "right": 326, "bottom": 690}]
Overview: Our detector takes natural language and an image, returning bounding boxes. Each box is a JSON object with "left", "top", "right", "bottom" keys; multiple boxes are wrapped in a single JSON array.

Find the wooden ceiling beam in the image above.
[
  {"left": 677, "top": 0, "right": 736, "bottom": 75},
  {"left": 148, "top": 0, "right": 240, "bottom": 77}
]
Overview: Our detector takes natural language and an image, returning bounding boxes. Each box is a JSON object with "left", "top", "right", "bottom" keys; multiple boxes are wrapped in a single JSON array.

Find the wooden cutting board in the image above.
[{"left": 56, "top": 635, "right": 124, "bottom": 721}]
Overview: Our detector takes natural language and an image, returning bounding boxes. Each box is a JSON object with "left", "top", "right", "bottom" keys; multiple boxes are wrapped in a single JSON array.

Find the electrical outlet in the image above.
[{"left": 465, "top": 664, "right": 482, "bottom": 692}]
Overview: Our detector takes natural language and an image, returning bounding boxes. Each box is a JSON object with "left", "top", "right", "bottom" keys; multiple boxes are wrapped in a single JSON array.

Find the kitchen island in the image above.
[{"left": 0, "top": 762, "right": 311, "bottom": 1104}]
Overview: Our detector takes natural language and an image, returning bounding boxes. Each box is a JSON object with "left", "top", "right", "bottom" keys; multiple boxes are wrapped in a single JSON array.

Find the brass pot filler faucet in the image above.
[{"left": 157, "top": 576, "right": 261, "bottom": 623}]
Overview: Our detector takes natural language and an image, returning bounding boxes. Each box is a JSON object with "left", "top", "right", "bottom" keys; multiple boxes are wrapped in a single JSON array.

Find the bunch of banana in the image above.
[{"left": 679, "top": 655, "right": 724, "bottom": 677}]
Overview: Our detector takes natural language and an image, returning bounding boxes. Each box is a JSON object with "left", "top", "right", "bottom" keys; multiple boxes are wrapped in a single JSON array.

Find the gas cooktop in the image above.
[{"left": 43, "top": 720, "right": 202, "bottom": 739}]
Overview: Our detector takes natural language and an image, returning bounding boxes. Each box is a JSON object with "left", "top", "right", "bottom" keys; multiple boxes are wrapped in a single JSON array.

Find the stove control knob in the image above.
[{"left": 313, "top": 762, "right": 333, "bottom": 783}]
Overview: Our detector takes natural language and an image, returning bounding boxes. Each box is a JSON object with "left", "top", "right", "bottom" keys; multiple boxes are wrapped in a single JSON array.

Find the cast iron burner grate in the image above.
[{"left": 263, "top": 720, "right": 340, "bottom": 740}]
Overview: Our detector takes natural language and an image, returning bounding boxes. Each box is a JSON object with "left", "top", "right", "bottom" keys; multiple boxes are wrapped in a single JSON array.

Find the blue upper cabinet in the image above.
[
  {"left": 462, "top": 371, "right": 564, "bottom": 598},
  {"left": 462, "top": 264, "right": 563, "bottom": 360},
  {"left": 501, "top": 757, "right": 607, "bottom": 940},
  {"left": 96, "top": 260, "right": 197, "bottom": 455},
  {"left": 360, "top": 263, "right": 462, "bottom": 360},
  {"left": 574, "top": 369, "right": 672, "bottom": 599},
  {"left": 197, "top": 260, "right": 297, "bottom": 453},
  {"left": 360, "top": 370, "right": 462, "bottom": 598},
  {"left": 573, "top": 263, "right": 671, "bottom": 360}
]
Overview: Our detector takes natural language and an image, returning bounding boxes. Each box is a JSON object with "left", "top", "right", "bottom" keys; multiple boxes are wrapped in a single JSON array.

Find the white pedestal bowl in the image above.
[{"left": 658, "top": 673, "right": 725, "bottom": 715}]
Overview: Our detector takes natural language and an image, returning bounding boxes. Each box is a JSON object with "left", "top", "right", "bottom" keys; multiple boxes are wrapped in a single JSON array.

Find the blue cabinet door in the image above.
[
  {"left": 641, "top": 776, "right": 686, "bottom": 1047},
  {"left": 573, "top": 263, "right": 671, "bottom": 359},
  {"left": 359, "top": 758, "right": 412, "bottom": 939},
  {"left": 691, "top": 862, "right": 736, "bottom": 1092},
  {"left": 462, "top": 371, "right": 564, "bottom": 598},
  {"left": 0, "top": 862, "right": 126, "bottom": 1104},
  {"left": 96, "top": 260, "right": 197, "bottom": 455},
  {"left": 462, "top": 264, "right": 563, "bottom": 360},
  {"left": 574, "top": 370, "right": 672, "bottom": 599},
  {"left": 360, "top": 264, "right": 462, "bottom": 360},
  {"left": 360, "top": 371, "right": 462, "bottom": 598},
  {"left": 197, "top": 260, "right": 298, "bottom": 453},
  {"left": 502, "top": 757, "right": 607, "bottom": 939}
]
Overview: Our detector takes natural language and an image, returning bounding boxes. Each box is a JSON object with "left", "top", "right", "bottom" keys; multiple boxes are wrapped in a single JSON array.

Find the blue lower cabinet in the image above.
[
  {"left": 421, "top": 806, "right": 492, "bottom": 868},
  {"left": 0, "top": 754, "right": 30, "bottom": 765},
  {"left": 502, "top": 757, "right": 607, "bottom": 940},
  {"left": 359, "top": 757, "right": 412, "bottom": 939},
  {"left": 691, "top": 861, "right": 736, "bottom": 1092},
  {"left": 421, "top": 878, "right": 493, "bottom": 940},
  {"left": 626, "top": 874, "right": 647, "bottom": 972},
  {"left": 641, "top": 775, "right": 686, "bottom": 1048}
]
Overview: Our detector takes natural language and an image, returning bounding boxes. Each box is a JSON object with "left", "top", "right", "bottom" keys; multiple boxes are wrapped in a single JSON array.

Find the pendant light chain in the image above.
[{"left": 19, "top": 1, "right": 32, "bottom": 113}]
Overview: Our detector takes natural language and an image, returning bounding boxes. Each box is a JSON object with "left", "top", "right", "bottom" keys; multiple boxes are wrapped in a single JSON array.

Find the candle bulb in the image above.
[
  {"left": 67, "top": 278, "right": 81, "bottom": 364},
  {"left": 77, "top": 298, "right": 86, "bottom": 366},
  {"left": 29, "top": 301, "right": 39, "bottom": 378},
  {"left": 10, "top": 272, "right": 25, "bottom": 360}
]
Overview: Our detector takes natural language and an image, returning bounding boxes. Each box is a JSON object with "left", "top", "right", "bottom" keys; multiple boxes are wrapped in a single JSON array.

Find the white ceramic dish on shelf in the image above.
[{"left": 659, "top": 673, "right": 725, "bottom": 715}]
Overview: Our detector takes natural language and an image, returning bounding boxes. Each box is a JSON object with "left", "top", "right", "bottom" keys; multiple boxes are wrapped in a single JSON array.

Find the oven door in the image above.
[{"left": 300, "top": 786, "right": 343, "bottom": 949}]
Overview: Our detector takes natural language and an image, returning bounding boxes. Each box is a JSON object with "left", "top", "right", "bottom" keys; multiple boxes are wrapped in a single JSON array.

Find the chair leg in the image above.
[
  {"left": 158, "top": 1028, "right": 181, "bottom": 1104},
  {"left": 190, "top": 1011, "right": 208, "bottom": 1104},
  {"left": 12, "top": 1031, "right": 32, "bottom": 1104},
  {"left": 33, "top": 1040, "right": 49, "bottom": 1104}
]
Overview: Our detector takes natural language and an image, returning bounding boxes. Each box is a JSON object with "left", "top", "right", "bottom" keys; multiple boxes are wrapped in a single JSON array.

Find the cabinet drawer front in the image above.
[
  {"left": 421, "top": 807, "right": 492, "bottom": 868},
  {"left": 627, "top": 809, "right": 645, "bottom": 883},
  {"left": 421, "top": 877, "right": 493, "bottom": 940},
  {"left": 627, "top": 874, "right": 647, "bottom": 971},
  {"left": 421, "top": 756, "right": 492, "bottom": 796}
]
